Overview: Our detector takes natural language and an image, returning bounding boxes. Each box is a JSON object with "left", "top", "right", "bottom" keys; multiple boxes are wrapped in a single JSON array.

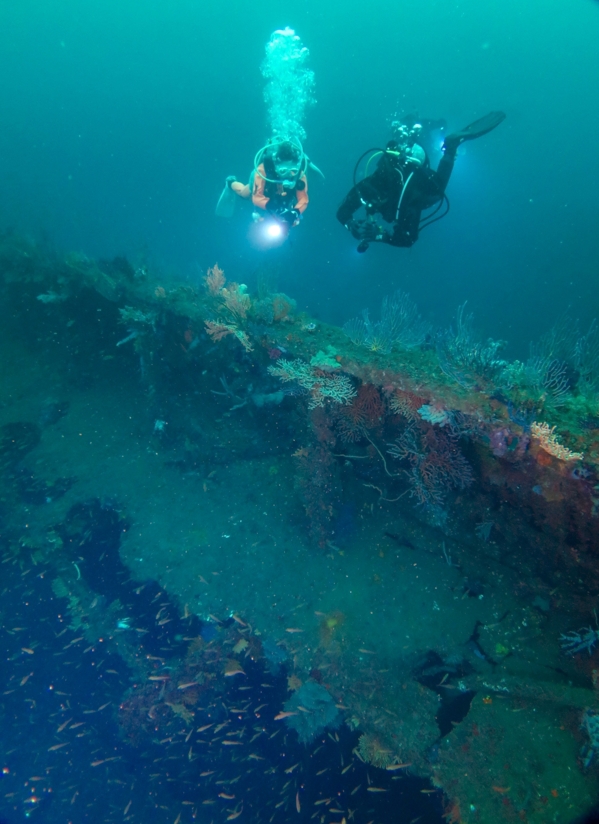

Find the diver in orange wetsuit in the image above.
[{"left": 223, "top": 141, "right": 309, "bottom": 227}]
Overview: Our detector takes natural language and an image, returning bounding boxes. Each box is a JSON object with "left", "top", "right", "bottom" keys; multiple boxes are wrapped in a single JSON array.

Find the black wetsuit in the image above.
[{"left": 336, "top": 147, "right": 456, "bottom": 248}]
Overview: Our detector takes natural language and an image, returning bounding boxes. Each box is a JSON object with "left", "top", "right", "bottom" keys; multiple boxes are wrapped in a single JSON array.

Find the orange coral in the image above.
[
  {"left": 205, "top": 319, "right": 234, "bottom": 343},
  {"left": 271, "top": 293, "right": 294, "bottom": 322},
  {"left": 204, "top": 264, "right": 226, "bottom": 296},
  {"left": 531, "top": 421, "right": 583, "bottom": 462},
  {"left": 204, "top": 319, "right": 253, "bottom": 352},
  {"left": 221, "top": 283, "right": 251, "bottom": 320}
]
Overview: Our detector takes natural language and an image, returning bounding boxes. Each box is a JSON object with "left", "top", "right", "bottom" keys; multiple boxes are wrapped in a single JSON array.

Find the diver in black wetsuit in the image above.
[{"left": 337, "top": 111, "right": 506, "bottom": 252}]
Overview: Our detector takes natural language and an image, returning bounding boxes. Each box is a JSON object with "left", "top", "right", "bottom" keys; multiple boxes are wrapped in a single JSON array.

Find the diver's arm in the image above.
[
  {"left": 336, "top": 184, "right": 365, "bottom": 226},
  {"left": 252, "top": 164, "right": 270, "bottom": 211},
  {"left": 294, "top": 175, "right": 308, "bottom": 214}
]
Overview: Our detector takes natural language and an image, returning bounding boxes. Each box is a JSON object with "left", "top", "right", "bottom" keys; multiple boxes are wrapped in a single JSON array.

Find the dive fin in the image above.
[
  {"left": 215, "top": 179, "right": 236, "bottom": 218},
  {"left": 446, "top": 111, "right": 506, "bottom": 145}
]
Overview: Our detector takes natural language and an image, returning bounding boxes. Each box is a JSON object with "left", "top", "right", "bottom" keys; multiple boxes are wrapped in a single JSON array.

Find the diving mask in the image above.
[{"left": 274, "top": 161, "right": 300, "bottom": 180}]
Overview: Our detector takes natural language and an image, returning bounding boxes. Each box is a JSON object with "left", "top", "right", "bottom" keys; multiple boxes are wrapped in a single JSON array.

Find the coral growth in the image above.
[
  {"left": 389, "top": 423, "right": 474, "bottom": 512},
  {"left": 204, "top": 319, "right": 253, "bottom": 352},
  {"left": 268, "top": 358, "right": 356, "bottom": 409},
  {"left": 357, "top": 732, "right": 395, "bottom": 768},
  {"left": 344, "top": 289, "right": 431, "bottom": 354},
  {"left": 283, "top": 680, "right": 341, "bottom": 743},
  {"left": 203, "top": 263, "right": 226, "bottom": 295},
  {"left": 336, "top": 383, "right": 384, "bottom": 442},
  {"left": 220, "top": 283, "right": 251, "bottom": 320},
  {"left": 531, "top": 421, "right": 583, "bottom": 462}
]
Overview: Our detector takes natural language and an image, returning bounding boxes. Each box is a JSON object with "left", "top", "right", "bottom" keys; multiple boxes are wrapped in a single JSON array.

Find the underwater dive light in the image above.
[
  {"left": 266, "top": 221, "right": 283, "bottom": 239},
  {"left": 248, "top": 216, "right": 289, "bottom": 250}
]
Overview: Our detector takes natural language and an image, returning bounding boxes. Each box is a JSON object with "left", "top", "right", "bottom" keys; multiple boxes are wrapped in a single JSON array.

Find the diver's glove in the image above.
[
  {"left": 277, "top": 207, "right": 301, "bottom": 227},
  {"left": 347, "top": 219, "right": 383, "bottom": 242}
]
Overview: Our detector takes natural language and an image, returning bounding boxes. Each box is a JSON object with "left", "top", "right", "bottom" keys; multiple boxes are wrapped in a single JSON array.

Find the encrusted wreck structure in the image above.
[{"left": 1, "top": 231, "right": 598, "bottom": 823}]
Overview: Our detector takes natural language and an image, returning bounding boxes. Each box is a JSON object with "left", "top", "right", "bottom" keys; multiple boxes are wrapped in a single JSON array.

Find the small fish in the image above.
[
  {"left": 284, "top": 763, "right": 299, "bottom": 773},
  {"left": 296, "top": 792, "right": 301, "bottom": 813},
  {"left": 224, "top": 667, "right": 246, "bottom": 678},
  {"left": 48, "top": 743, "right": 68, "bottom": 751},
  {"left": 200, "top": 771, "right": 215, "bottom": 777},
  {"left": 197, "top": 724, "right": 214, "bottom": 732},
  {"left": 274, "top": 711, "right": 297, "bottom": 721},
  {"left": 178, "top": 682, "right": 198, "bottom": 690},
  {"left": 226, "top": 807, "right": 243, "bottom": 820},
  {"left": 285, "top": 628, "right": 303, "bottom": 633},
  {"left": 366, "top": 787, "right": 387, "bottom": 793},
  {"left": 91, "top": 756, "right": 119, "bottom": 766},
  {"left": 219, "top": 793, "right": 236, "bottom": 800},
  {"left": 57, "top": 718, "right": 73, "bottom": 733},
  {"left": 21, "top": 648, "right": 35, "bottom": 655},
  {"left": 386, "top": 763, "right": 412, "bottom": 771}
]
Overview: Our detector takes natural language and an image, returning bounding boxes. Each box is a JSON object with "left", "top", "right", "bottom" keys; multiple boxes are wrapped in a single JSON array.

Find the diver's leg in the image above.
[
  {"left": 231, "top": 180, "right": 251, "bottom": 199},
  {"left": 436, "top": 111, "right": 505, "bottom": 193},
  {"left": 391, "top": 206, "right": 421, "bottom": 247},
  {"left": 434, "top": 150, "right": 457, "bottom": 193}
]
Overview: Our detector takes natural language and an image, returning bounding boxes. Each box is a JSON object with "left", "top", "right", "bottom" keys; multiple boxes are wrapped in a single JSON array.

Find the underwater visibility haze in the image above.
[{"left": 1, "top": 2, "right": 599, "bottom": 824}]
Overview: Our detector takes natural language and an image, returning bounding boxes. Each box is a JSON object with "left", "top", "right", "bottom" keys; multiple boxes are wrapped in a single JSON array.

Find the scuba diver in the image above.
[
  {"left": 219, "top": 138, "right": 310, "bottom": 228},
  {"left": 215, "top": 28, "right": 322, "bottom": 242},
  {"left": 337, "top": 111, "right": 506, "bottom": 252}
]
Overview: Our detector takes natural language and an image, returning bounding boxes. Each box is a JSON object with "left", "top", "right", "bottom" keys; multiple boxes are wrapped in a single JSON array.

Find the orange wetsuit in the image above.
[
  {"left": 251, "top": 163, "right": 308, "bottom": 214},
  {"left": 231, "top": 165, "right": 308, "bottom": 215}
]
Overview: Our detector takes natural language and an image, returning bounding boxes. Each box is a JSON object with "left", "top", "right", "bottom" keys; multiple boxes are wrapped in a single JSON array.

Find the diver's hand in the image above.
[
  {"left": 276, "top": 208, "right": 300, "bottom": 227},
  {"left": 226, "top": 175, "right": 237, "bottom": 189},
  {"left": 347, "top": 219, "right": 381, "bottom": 241},
  {"left": 346, "top": 219, "right": 363, "bottom": 239}
]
